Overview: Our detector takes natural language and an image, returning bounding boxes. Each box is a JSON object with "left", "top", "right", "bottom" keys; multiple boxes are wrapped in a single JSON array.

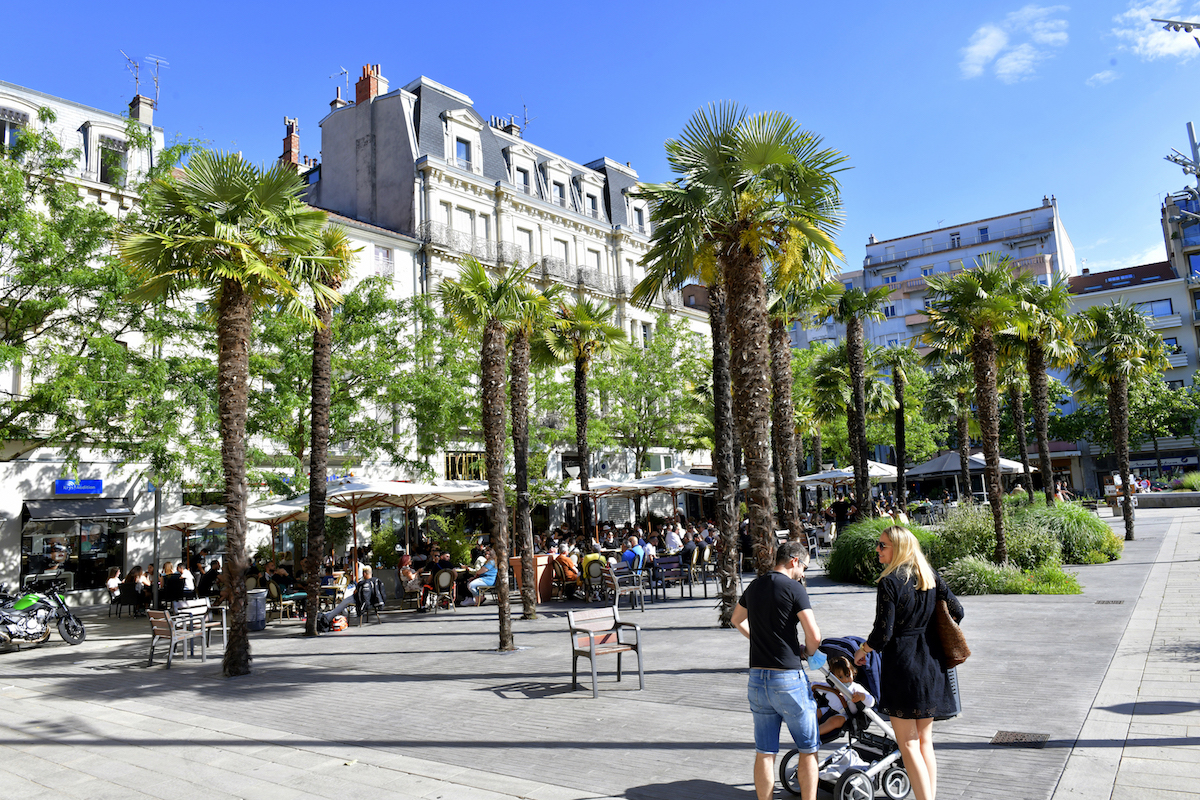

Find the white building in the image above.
[{"left": 302, "top": 66, "right": 711, "bottom": 515}]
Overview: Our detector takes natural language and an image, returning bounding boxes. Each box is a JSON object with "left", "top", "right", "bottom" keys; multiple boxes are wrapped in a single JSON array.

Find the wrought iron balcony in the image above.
[{"left": 417, "top": 221, "right": 497, "bottom": 261}]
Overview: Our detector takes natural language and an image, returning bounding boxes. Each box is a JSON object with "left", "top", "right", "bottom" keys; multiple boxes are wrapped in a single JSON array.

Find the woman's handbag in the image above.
[{"left": 934, "top": 599, "right": 970, "bottom": 668}]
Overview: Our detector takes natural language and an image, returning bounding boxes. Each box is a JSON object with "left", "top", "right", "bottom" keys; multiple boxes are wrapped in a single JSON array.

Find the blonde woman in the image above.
[{"left": 854, "top": 526, "right": 963, "bottom": 800}]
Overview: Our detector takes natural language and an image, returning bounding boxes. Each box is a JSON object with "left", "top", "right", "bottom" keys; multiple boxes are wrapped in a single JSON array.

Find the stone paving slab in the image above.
[{"left": 0, "top": 508, "right": 1191, "bottom": 800}]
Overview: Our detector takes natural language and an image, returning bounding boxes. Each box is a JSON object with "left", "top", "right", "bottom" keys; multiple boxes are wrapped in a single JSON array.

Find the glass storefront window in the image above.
[{"left": 20, "top": 517, "right": 126, "bottom": 590}]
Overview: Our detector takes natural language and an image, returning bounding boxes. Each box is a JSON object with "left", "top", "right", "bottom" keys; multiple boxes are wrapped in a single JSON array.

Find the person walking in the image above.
[
  {"left": 731, "top": 541, "right": 824, "bottom": 800},
  {"left": 854, "top": 526, "right": 964, "bottom": 800}
]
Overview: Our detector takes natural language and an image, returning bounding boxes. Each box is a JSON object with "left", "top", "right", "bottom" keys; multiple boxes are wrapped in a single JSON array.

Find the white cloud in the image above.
[
  {"left": 1081, "top": 242, "right": 1168, "bottom": 272},
  {"left": 961, "top": 25, "right": 1009, "bottom": 77},
  {"left": 1086, "top": 69, "right": 1120, "bottom": 85},
  {"left": 959, "top": 4, "right": 1070, "bottom": 82},
  {"left": 996, "top": 43, "right": 1047, "bottom": 82},
  {"left": 1112, "top": 1, "right": 1200, "bottom": 61}
]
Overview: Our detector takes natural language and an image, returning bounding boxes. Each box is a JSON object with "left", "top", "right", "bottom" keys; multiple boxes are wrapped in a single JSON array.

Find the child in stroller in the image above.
[
  {"left": 814, "top": 654, "right": 875, "bottom": 738},
  {"left": 780, "top": 636, "right": 912, "bottom": 800}
]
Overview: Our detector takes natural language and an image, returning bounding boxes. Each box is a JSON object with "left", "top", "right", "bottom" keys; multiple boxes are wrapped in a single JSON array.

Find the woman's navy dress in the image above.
[{"left": 866, "top": 570, "right": 964, "bottom": 719}]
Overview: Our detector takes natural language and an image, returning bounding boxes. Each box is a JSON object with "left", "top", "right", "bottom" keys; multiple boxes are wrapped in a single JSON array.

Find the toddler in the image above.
[{"left": 813, "top": 655, "right": 875, "bottom": 735}]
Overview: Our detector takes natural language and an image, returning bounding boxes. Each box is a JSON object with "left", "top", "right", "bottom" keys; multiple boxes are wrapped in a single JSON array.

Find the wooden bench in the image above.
[{"left": 567, "top": 606, "right": 644, "bottom": 698}]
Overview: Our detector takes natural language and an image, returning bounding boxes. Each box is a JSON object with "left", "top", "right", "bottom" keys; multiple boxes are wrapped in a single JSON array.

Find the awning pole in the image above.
[{"left": 152, "top": 482, "right": 160, "bottom": 609}]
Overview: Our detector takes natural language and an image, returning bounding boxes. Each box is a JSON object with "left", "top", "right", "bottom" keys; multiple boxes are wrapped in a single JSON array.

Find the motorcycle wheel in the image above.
[{"left": 58, "top": 615, "right": 86, "bottom": 645}]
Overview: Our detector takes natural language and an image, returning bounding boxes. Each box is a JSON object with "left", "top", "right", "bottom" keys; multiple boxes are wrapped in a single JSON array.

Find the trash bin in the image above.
[{"left": 247, "top": 589, "right": 267, "bottom": 631}]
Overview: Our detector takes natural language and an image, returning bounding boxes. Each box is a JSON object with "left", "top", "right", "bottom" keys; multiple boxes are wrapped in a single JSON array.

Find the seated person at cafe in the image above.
[
  {"left": 196, "top": 560, "right": 221, "bottom": 598},
  {"left": 120, "top": 567, "right": 149, "bottom": 613},
  {"left": 620, "top": 536, "right": 645, "bottom": 570},
  {"left": 355, "top": 565, "right": 387, "bottom": 618},
  {"left": 554, "top": 543, "right": 582, "bottom": 599},
  {"left": 160, "top": 562, "right": 185, "bottom": 605},
  {"left": 462, "top": 547, "right": 497, "bottom": 606}
]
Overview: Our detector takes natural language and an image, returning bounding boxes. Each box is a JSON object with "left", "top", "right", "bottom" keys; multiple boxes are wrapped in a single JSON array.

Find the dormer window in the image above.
[
  {"left": 634, "top": 206, "right": 645, "bottom": 231},
  {"left": 552, "top": 181, "right": 565, "bottom": 207},
  {"left": 99, "top": 136, "right": 128, "bottom": 187},
  {"left": 516, "top": 167, "right": 530, "bottom": 194},
  {"left": 455, "top": 138, "right": 472, "bottom": 171}
]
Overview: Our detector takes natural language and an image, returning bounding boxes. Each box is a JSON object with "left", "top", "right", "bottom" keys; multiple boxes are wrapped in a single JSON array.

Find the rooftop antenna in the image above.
[
  {"left": 936, "top": 219, "right": 945, "bottom": 226},
  {"left": 330, "top": 67, "right": 349, "bottom": 98},
  {"left": 520, "top": 101, "right": 537, "bottom": 132},
  {"left": 119, "top": 50, "right": 140, "bottom": 97},
  {"left": 144, "top": 54, "right": 169, "bottom": 107}
]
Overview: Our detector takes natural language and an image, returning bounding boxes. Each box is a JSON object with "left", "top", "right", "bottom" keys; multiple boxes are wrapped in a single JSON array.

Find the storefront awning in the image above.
[{"left": 23, "top": 499, "right": 133, "bottom": 521}]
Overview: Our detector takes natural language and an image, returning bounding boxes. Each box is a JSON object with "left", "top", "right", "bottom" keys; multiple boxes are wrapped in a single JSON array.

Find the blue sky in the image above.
[{"left": 10, "top": 0, "right": 1200, "bottom": 274}]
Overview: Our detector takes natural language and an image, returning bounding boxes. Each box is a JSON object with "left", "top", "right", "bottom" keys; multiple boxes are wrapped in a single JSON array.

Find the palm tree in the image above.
[
  {"left": 1015, "top": 277, "right": 1091, "bottom": 504},
  {"left": 631, "top": 265, "right": 740, "bottom": 625},
  {"left": 296, "top": 227, "right": 355, "bottom": 636},
  {"left": 1071, "top": 302, "right": 1169, "bottom": 541},
  {"left": 810, "top": 342, "right": 898, "bottom": 467},
  {"left": 441, "top": 257, "right": 531, "bottom": 650},
  {"left": 509, "top": 278, "right": 560, "bottom": 620},
  {"left": 925, "top": 254, "right": 1023, "bottom": 563},
  {"left": 925, "top": 354, "right": 976, "bottom": 504},
  {"left": 997, "top": 333, "right": 1035, "bottom": 501},
  {"left": 543, "top": 298, "right": 627, "bottom": 538},
  {"left": 879, "top": 345, "right": 920, "bottom": 512},
  {"left": 768, "top": 279, "right": 840, "bottom": 541},
  {"left": 831, "top": 286, "right": 890, "bottom": 514},
  {"left": 122, "top": 151, "right": 327, "bottom": 676}
]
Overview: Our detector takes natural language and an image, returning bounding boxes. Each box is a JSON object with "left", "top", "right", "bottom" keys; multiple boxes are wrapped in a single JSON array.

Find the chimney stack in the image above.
[
  {"left": 1042, "top": 195, "right": 1050, "bottom": 207},
  {"left": 330, "top": 86, "right": 349, "bottom": 111},
  {"left": 355, "top": 64, "right": 388, "bottom": 105},
  {"left": 129, "top": 94, "right": 155, "bottom": 126},
  {"left": 281, "top": 117, "right": 300, "bottom": 168},
  {"left": 1082, "top": 268, "right": 1090, "bottom": 276}
]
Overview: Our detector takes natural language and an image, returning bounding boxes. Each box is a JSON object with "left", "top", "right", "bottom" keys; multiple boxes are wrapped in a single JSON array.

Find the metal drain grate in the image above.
[
  {"left": 1095, "top": 600, "right": 1125, "bottom": 605},
  {"left": 991, "top": 731, "right": 1050, "bottom": 748}
]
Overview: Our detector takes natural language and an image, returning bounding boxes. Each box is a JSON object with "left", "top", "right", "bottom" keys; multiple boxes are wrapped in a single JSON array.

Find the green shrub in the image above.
[
  {"left": 1181, "top": 471, "right": 1200, "bottom": 491},
  {"left": 1005, "top": 523, "right": 1063, "bottom": 571},
  {"left": 942, "top": 555, "right": 1082, "bottom": 595},
  {"left": 1017, "top": 501, "right": 1123, "bottom": 564},
  {"left": 827, "top": 517, "right": 935, "bottom": 585},
  {"left": 928, "top": 504, "right": 996, "bottom": 570},
  {"left": 942, "top": 556, "right": 1025, "bottom": 595}
]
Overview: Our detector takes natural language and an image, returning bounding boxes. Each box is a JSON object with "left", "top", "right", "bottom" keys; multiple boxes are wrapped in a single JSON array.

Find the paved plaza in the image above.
[{"left": 0, "top": 508, "right": 1195, "bottom": 800}]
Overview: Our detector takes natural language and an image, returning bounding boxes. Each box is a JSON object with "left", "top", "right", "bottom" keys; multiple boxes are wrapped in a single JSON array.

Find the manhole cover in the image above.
[
  {"left": 1095, "top": 600, "right": 1125, "bottom": 605},
  {"left": 991, "top": 731, "right": 1050, "bottom": 748}
]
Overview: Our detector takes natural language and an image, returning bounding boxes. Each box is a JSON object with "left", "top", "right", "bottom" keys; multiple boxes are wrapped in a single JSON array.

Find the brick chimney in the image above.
[
  {"left": 355, "top": 64, "right": 388, "bottom": 105},
  {"left": 281, "top": 117, "right": 300, "bottom": 167},
  {"left": 129, "top": 94, "right": 155, "bottom": 126}
]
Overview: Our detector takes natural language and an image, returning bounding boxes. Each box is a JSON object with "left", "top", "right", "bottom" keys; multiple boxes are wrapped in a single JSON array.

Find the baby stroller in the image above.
[{"left": 779, "top": 636, "right": 911, "bottom": 800}]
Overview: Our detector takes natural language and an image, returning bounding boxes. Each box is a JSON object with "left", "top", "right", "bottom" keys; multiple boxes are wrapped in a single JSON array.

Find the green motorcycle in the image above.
[{"left": 0, "top": 578, "right": 86, "bottom": 646}]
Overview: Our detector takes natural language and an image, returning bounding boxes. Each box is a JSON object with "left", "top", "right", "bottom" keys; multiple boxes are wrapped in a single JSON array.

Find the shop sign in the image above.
[
  {"left": 1129, "top": 456, "right": 1196, "bottom": 470},
  {"left": 54, "top": 479, "right": 103, "bottom": 495}
]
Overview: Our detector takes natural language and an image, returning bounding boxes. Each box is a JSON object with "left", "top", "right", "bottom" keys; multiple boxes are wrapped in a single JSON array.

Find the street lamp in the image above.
[{"left": 1152, "top": 17, "right": 1200, "bottom": 35}]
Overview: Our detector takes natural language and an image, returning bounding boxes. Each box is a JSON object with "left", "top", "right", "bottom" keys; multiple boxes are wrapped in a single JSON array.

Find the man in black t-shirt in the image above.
[{"left": 732, "top": 541, "right": 822, "bottom": 800}]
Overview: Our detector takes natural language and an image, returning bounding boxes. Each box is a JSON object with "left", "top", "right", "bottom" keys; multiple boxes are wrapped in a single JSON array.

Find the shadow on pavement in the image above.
[
  {"left": 625, "top": 779, "right": 757, "bottom": 799},
  {"left": 1099, "top": 700, "right": 1200, "bottom": 715}
]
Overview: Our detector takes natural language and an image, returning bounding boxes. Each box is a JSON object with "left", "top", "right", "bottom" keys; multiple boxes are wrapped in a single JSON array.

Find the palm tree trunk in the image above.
[
  {"left": 217, "top": 282, "right": 253, "bottom": 677},
  {"left": 1110, "top": 376, "right": 1135, "bottom": 541},
  {"left": 482, "top": 319, "right": 514, "bottom": 649},
  {"left": 970, "top": 331, "right": 1007, "bottom": 563},
  {"left": 510, "top": 332, "right": 536, "bottom": 620},
  {"left": 1027, "top": 340, "right": 1056, "bottom": 505},
  {"left": 304, "top": 298, "right": 333, "bottom": 636},
  {"left": 709, "top": 283, "right": 739, "bottom": 626},
  {"left": 574, "top": 355, "right": 591, "bottom": 537},
  {"left": 795, "top": 433, "right": 806, "bottom": 514},
  {"left": 771, "top": 432, "right": 785, "bottom": 526},
  {"left": 1008, "top": 383, "right": 1034, "bottom": 502},
  {"left": 893, "top": 369, "right": 907, "bottom": 512},
  {"left": 846, "top": 318, "right": 870, "bottom": 514},
  {"left": 813, "top": 428, "right": 824, "bottom": 513},
  {"left": 770, "top": 317, "right": 803, "bottom": 543},
  {"left": 723, "top": 243, "right": 775, "bottom": 576},
  {"left": 956, "top": 392, "right": 971, "bottom": 504}
]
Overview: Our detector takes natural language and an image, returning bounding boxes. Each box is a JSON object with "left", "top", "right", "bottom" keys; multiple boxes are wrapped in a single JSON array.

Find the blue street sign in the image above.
[{"left": 55, "top": 479, "right": 103, "bottom": 495}]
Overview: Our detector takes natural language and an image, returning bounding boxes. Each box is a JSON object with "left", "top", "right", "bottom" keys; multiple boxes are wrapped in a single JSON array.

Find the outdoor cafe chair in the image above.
[
  {"left": 147, "top": 609, "right": 205, "bottom": 668},
  {"left": 605, "top": 563, "right": 646, "bottom": 612},
  {"left": 430, "top": 569, "right": 456, "bottom": 613}
]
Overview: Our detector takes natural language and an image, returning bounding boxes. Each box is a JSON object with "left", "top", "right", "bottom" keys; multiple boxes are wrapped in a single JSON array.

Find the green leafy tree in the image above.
[
  {"left": 122, "top": 151, "right": 328, "bottom": 677},
  {"left": 1070, "top": 302, "right": 1168, "bottom": 541},
  {"left": 878, "top": 345, "right": 921, "bottom": 511},
  {"left": 925, "top": 349, "right": 978, "bottom": 505}
]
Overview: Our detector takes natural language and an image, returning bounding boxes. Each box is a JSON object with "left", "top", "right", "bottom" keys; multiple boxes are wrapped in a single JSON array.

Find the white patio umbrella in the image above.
[
  {"left": 120, "top": 505, "right": 226, "bottom": 596},
  {"left": 246, "top": 497, "right": 351, "bottom": 559},
  {"left": 613, "top": 468, "right": 718, "bottom": 526},
  {"left": 798, "top": 460, "right": 898, "bottom": 487}
]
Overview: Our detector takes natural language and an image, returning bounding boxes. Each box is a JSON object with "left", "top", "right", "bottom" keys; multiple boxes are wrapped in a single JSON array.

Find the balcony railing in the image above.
[
  {"left": 578, "top": 267, "right": 617, "bottom": 295},
  {"left": 497, "top": 241, "right": 536, "bottom": 268},
  {"left": 418, "top": 221, "right": 497, "bottom": 260},
  {"left": 541, "top": 255, "right": 577, "bottom": 284},
  {"left": 1147, "top": 313, "right": 1182, "bottom": 331},
  {"left": 1167, "top": 351, "right": 1189, "bottom": 368},
  {"left": 865, "top": 219, "right": 1054, "bottom": 266},
  {"left": 454, "top": 157, "right": 473, "bottom": 172}
]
